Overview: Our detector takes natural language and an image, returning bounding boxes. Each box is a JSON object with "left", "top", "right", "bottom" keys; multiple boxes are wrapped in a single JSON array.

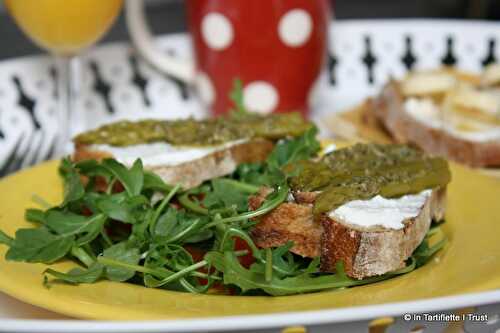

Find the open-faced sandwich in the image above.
[
  {"left": 0, "top": 113, "right": 451, "bottom": 295},
  {"left": 250, "top": 143, "right": 450, "bottom": 279},
  {"left": 369, "top": 65, "right": 500, "bottom": 167},
  {"left": 73, "top": 112, "right": 312, "bottom": 189}
]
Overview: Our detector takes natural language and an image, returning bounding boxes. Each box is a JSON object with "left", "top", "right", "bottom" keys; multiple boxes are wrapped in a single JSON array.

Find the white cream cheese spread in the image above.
[
  {"left": 90, "top": 139, "right": 247, "bottom": 168},
  {"left": 328, "top": 189, "right": 432, "bottom": 230},
  {"left": 404, "top": 98, "right": 500, "bottom": 142},
  {"left": 404, "top": 98, "right": 442, "bottom": 129}
]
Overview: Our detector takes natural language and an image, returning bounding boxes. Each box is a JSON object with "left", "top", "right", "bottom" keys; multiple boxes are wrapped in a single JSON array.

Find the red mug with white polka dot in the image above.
[{"left": 126, "top": 0, "right": 331, "bottom": 116}]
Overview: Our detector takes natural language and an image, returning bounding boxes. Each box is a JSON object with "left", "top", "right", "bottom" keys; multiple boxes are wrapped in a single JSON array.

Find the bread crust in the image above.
[
  {"left": 250, "top": 203, "right": 322, "bottom": 258},
  {"left": 373, "top": 81, "right": 500, "bottom": 167},
  {"left": 73, "top": 139, "right": 274, "bottom": 189},
  {"left": 249, "top": 188, "right": 322, "bottom": 258},
  {"left": 320, "top": 188, "right": 446, "bottom": 279},
  {"left": 250, "top": 187, "right": 446, "bottom": 279}
]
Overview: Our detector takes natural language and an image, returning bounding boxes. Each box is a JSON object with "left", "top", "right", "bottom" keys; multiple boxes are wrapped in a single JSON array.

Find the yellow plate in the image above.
[{"left": 0, "top": 159, "right": 499, "bottom": 320}]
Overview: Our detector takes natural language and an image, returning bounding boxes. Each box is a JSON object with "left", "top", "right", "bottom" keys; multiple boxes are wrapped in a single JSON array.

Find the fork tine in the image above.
[
  {"left": 29, "top": 130, "right": 46, "bottom": 166},
  {"left": 9, "top": 131, "right": 33, "bottom": 173},
  {"left": 44, "top": 134, "right": 58, "bottom": 161},
  {"left": 0, "top": 135, "right": 24, "bottom": 177}
]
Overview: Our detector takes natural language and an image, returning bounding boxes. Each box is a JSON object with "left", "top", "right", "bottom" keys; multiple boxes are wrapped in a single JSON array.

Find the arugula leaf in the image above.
[
  {"left": 217, "top": 227, "right": 261, "bottom": 257},
  {"left": 97, "top": 245, "right": 211, "bottom": 292},
  {"left": 144, "top": 261, "right": 207, "bottom": 288},
  {"left": 183, "top": 230, "right": 214, "bottom": 244},
  {"left": 0, "top": 230, "right": 13, "bottom": 247},
  {"left": 70, "top": 246, "right": 96, "bottom": 267},
  {"left": 235, "top": 163, "right": 266, "bottom": 185},
  {"left": 59, "top": 158, "right": 85, "bottom": 206},
  {"left": 143, "top": 171, "right": 174, "bottom": 192},
  {"left": 97, "top": 197, "right": 137, "bottom": 224},
  {"left": 81, "top": 193, "right": 101, "bottom": 215},
  {"left": 207, "top": 252, "right": 390, "bottom": 296},
  {"left": 44, "top": 263, "right": 104, "bottom": 285},
  {"left": 75, "top": 218, "right": 107, "bottom": 247},
  {"left": 217, "top": 229, "right": 299, "bottom": 278},
  {"left": 264, "top": 248, "right": 273, "bottom": 282},
  {"left": 25, "top": 208, "right": 47, "bottom": 225},
  {"left": 102, "top": 159, "right": 144, "bottom": 196},
  {"left": 266, "top": 126, "right": 320, "bottom": 171},
  {"left": 46, "top": 211, "right": 95, "bottom": 234},
  {"left": 264, "top": 241, "right": 301, "bottom": 277},
  {"left": 153, "top": 209, "right": 177, "bottom": 238},
  {"left": 153, "top": 209, "right": 206, "bottom": 244},
  {"left": 145, "top": 244, "right": 193, "bottom": 271},
  {"left": 31, "top": 210, "right": 105, "bottom": 248},
  {"left": 6, "top": 228, "right": 74, "bottom": 263},
  {"left": 234, "top": 128, "right": 321, "bottom": 187},
  {"left": 101, "top": 242, "right": 141, "bottom": 282},
  {"left": 164, "top": 217, "right": 206, "bottom": 244},
  {"left": 229, "top": 79, "right": 246, "bottom": 115},
  {"left": 178, "top": 192, "right": 209, "bottom": 215},
  {"left": 203, "top": 179, "right": 251, "bottom": 212},
  {"left": 413, "top": 227, "right": 448, "bottom": 268},
  {"left": 75, "top": 159, "right": 113, "bottom": 181},
  {"left": 204, "top": 184, "right": 289, "bottom": 229},
  {"left": 141, "top": 244, "right": 213, "bottom": 289},
  {"left": 45, "top": 211, "right": 106, "bottom": 246},
  {"left": 148, "top": 184, "right": 181, "bottom": 233}
]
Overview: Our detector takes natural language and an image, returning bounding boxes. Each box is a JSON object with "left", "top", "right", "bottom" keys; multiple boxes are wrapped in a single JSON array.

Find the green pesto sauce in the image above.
[
  {"left": 288, "top": 143, "right": 451, "bottom": 215},
  {"left": 74, "top": 113, "right": 312, "bottom": 147}
]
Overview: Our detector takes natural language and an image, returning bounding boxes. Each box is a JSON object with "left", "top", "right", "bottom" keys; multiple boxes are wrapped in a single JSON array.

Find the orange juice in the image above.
[{"left": 5, "top": 0, "right": 123, "bottom": 55}]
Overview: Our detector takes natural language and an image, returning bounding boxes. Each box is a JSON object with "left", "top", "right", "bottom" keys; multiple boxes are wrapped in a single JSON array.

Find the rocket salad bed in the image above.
[{"left": 0, "top": 128, "right": 447, "bottom": 296}]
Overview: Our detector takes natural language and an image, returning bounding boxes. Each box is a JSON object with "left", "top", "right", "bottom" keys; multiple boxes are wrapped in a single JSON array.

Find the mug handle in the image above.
[{"left": 125, "top": 0, "right": 195, "bottom": 84}]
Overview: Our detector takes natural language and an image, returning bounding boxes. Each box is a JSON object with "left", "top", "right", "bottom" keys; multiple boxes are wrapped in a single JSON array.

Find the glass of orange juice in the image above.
[{"left": 5, "top": 0, "right": 123, "bottom": 155}]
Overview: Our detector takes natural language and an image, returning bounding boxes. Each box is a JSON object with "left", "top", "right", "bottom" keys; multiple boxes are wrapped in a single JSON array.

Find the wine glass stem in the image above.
[{"left": 55, "top": 55, "right": 81, "bottom": 157}]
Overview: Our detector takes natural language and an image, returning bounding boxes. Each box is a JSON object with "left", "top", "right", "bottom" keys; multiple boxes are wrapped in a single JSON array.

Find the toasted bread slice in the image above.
[
  {"left": 320, "top": 188, "right": 446, "bottom": 278},
  {"left": 73, "top": 113, "right": 313, "bottom": 188},
  {"left": 249, "top": 189, "right": 322, "bottom": 258},
  {"left": 373, "top": 80, "right": 500, "bottom": 167},
  {"left": 74, "top": 139, "right": 274, "bottom": 189},
  {"left": 250, "top": 187, "right": 446, "bottom": 279}
]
